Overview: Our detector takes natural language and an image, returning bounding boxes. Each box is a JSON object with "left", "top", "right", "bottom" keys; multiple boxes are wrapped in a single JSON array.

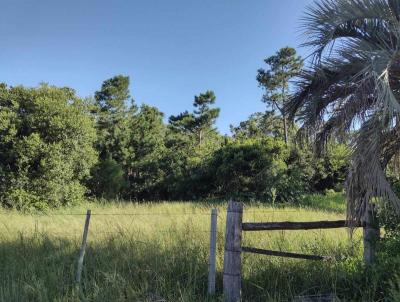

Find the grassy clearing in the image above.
[
  {"left": 298, "top": 192, "right": 347, "bottom": 213},
  {"left": 0, "top": 195, "right": 370, "bottom": 301}
]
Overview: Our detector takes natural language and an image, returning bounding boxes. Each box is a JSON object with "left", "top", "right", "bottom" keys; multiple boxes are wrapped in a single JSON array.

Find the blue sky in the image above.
[{"left": 1, "top": 0, "right": 314, "bottom": 134}]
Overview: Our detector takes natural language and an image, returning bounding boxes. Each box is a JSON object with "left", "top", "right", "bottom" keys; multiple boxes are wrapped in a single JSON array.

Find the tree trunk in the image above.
[
  {"left": 281, "top": 83, "right": 289, "bottom": 146},
  {"left": 283, "top": 114, "right": 288, "bottom": 146},
  {"left": 363, "top": 203, "right": 379, "bottom": 264}
]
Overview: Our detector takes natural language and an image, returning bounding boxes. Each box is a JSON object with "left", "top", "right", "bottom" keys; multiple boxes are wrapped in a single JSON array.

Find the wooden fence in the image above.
[
  {"left": 222, "top": 201, "right": 380, "bottom": 302},
  {"left": 72, "top": 203, "right": 379, "bottom": 301}
]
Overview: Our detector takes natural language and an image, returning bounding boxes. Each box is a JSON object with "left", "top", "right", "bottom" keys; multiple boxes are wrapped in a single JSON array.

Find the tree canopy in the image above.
[
  {"left": 0, "top": 72, "right": 353, "bottom": 209},
  {"left": 257, "top": 47, "right": 303, "bottom": 144},
  {"left": 0, "top": 84, "right": 97, "bottom": 209}
]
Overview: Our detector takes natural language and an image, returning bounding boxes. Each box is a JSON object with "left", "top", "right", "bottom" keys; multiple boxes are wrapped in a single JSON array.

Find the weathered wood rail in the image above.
[
  {"left": 241, "top": 246, "right": 330, "bottom": 261},
  {"left": 242, "top": 220, "right": 364, "bottom": 231},
  {"left": 222, "top": 201, "right": 379, "bottom": 302}
]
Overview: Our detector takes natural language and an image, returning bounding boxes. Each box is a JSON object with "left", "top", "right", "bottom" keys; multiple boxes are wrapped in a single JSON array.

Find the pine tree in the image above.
[
  {"left": 92, "top": 75, "right": 135, "bottom": 198},
  {"left": 169, "top": 90, "right": 220, "bottom": 146},
  {"left": 257, "top": 47, "right": 303, "bottom": 145},
  {"left": 94, "top": 75, "right": 135, "bottom": 165},
  {"left": 193, "top": 91, "right": 220, "bottom": 146}
]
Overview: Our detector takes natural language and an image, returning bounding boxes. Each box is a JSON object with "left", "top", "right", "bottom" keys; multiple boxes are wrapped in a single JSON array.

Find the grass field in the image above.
[{"left": 0, "top": 194, "right": 372, "bottom": 301}]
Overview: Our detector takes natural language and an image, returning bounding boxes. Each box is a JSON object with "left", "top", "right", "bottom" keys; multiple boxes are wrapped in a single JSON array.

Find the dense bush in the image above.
[
  {"left": 198, "top": 138, "right": 306, "bottom": 202},
  {"left": 378, "top": 180, "right": 400, "bottom": 253},
  {"left": 89, "top": 155, "right": 126, "bottom": 200},
  {"left": 0, "top": 84, "right": 97, "bottom": 210},
  {"left": 366, "top": 182, "right": 400, "bottom": 301},
  {"left": 312, "top": 142, "right": 350, "bottom": 192}
]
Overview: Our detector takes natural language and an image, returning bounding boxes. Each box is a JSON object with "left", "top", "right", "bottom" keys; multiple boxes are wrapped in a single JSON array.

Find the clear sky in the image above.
[{"left": 1, "top": 0, "right": 314, "bottom": 134}]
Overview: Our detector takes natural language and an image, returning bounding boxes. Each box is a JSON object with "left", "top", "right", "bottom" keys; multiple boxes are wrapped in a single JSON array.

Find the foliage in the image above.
[
  {"left": 312, "top": 141, "right": 351, "bottom": 191},
  {"left": 163, "top": 91, "right": 222, "bottom": 199},
  {"left": 127, "top": 104, "right": 167, "bottom": 200},
  {"left": 377, "top": 180, "right": 400, "bottom": 250},
  {"left": 257, "top": 47, "right": 303, "bottom": 144},
  {"left": 89, "top": 155, "right": 126, "bottom": 200},
  {"left": 91, "top": 75, "right": 136, "bottom": 198},
  {"left": 169, "top": 90, "right": 220, "bottom": 146},
  {"left": 94, "top": 75, "right": 134, "bottom": 166},
  {"left": 389, "top": 274, "right": 400, "bottom": 302},
  {"left": 0, "top": 74, "right": 353, "bottom": 207},
  {"left": 230, "top": 110, "right": 286, "bottom": 140},
  {"left": 289, "top": 0, "right": 400, "bottom": 221},
  {"left": 94, "top": 75, "right": 131, "bottom": 111},
  {"left": 231, "top": 110, "right": 351, "bottom": 195},
  {"left": 200, "top": 138, "right": 306, "bottom": 202},
  {"left": 0, "top": 84, "right": 97, "bottom": 209}
]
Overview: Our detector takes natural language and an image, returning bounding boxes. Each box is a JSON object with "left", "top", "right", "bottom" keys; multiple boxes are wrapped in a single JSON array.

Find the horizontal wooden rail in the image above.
[
  {"left": 242, "top": 246, "right": 332, "bottom": 261},
  {"left": 242, "top": 220, "right": 363, "bottom": 231}
]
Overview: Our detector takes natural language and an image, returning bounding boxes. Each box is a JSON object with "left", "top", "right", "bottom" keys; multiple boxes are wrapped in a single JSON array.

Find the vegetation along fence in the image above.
[
  {"left": 72, "top": 208, "right": 221, "bottom": 298},
  {"left": 222, "top": 201, "right": 380, "bottom": 302},
  {"left": 67, "top": 202, "right": 379, "bottom": 301}
]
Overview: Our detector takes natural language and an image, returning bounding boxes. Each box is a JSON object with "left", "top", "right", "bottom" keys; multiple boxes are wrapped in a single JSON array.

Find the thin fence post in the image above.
[
  {"left": 223, "top": 201, "right": 243, "bottom": 302},
  {"left": 76, "top": 209, "right": 91, "bottom": 289},
  {"left": 208, "top": 208, "right": 218, "bottom": 295},
  {"left": 363, "top": 203, "right": 379, "bottom": 264}
]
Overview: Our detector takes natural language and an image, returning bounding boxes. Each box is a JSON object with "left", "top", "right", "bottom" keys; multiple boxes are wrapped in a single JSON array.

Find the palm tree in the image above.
[{"left": 288, "top": 0, "right": 400, "bottom": 222}]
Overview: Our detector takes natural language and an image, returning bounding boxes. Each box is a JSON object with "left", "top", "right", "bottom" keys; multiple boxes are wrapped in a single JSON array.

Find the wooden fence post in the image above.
[
  {"left": 363, "top": 203, "right": 379, "bottom": 264},
  {"left": 76, "top": 209, "right": 91, "bottom": 289},
  {"left": 208, "top": 208, "right": 218, "bottom": 295},
  {"left": 223, "top": 201, "right": 243, "bottom": 302}
]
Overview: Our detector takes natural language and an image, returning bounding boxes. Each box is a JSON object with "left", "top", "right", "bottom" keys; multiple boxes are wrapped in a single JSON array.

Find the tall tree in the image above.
[
  {"left": 127, "top": 104, "right": 166, "bottom": 199},
  {"left": 257, "top": 47, "right": 303, "bottom": 145},
  {"left": 92, "top": 75, "right": 135, "bottom": 198},
  {"left": 288, "top": 0, "right": 400, "bottom": 221},
  {"left": 165, "top": 91, "right": 221, "bottom": 199},
  {"left": 193, "top": 91, "right": 220, "bottom": 145},
  {"left": 169, "top": 90, "right": 220, "bottom": 146},
  {"left": 95, "top": 75, "right": 130, "bottom": 112},
  {"left": 94, "top": 75, "right": 135, "bottom": 165}
]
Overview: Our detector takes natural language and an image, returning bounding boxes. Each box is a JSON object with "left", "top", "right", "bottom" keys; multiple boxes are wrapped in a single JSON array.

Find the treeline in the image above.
[{"left": 0, "top": 48, "right": 350, "bottom": 209}]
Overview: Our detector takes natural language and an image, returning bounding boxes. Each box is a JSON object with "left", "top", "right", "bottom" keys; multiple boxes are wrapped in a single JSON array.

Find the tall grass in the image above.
[{"left": 0, "top": 197, "right": 371, "bottom": 301}]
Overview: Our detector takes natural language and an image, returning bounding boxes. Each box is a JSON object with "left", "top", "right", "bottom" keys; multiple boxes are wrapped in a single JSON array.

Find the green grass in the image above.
[
  {"left": 0, "top": 196, "right": 375, "bottom": 302},
  {"left": 297, "top": 191, "right": 347, "bottom": 213}
]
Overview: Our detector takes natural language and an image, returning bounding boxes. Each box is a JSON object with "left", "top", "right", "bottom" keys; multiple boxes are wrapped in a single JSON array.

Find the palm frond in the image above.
[{"left": 290, "top": 0, "right": 400, "bottom": 221}]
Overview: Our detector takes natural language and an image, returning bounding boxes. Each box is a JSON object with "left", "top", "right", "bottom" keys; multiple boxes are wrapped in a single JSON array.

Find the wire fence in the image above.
[
  {"left": 0, "top": 209, "right": 308, "bottom": 216},
  {"left": 0, "top": 205, "right": 358, "bottom": 301},
  {"left": 0, "top": 207, "right": 349, "bottom": 248}
]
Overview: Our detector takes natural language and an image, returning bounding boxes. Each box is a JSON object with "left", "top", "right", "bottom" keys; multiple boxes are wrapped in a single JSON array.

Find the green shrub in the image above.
[
  {"left": 389, "top": 275, "right": 400, "bottom": 302},
  {"left": 196, "top": 138, "right": 306, "bottom": 202},
  {"left": 90, "top": 156, "right": 126, "bottom": 199},
  {"left": 0, "top": 84, "right": 97, "bottom": 209}
]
